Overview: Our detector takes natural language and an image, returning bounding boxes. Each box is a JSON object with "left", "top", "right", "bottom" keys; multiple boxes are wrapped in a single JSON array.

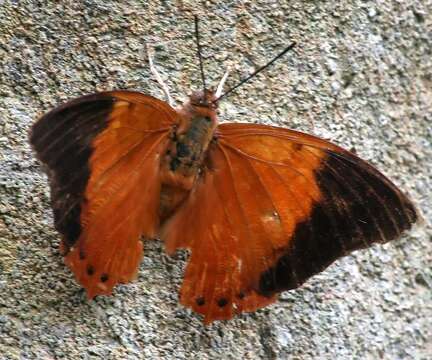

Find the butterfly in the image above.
[{"left": 30, "top": 17, "right": 418, "bottom": 324}]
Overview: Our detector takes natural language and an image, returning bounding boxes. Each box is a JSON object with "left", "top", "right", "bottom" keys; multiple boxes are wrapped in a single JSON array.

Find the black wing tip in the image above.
[
  {"left": 29, "top": 93, "right": 116, "bottom": 148},
  {"left": 29, "top": 92, "right": 117, "bottom": 249},
  {"left": 257, "top": 150, "right": 419, "bottom": 297}
]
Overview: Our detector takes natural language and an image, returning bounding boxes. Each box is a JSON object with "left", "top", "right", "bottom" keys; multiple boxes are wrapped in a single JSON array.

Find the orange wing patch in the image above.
[
  {"left": 30, "top": 91, "right": 179, "bottom": 298},
  {"left": 31, "top": 92, "right": 418, "bottom": 323},
  {"left": 162, "top": 123, "right": 417, "bottom": 323},
  {"left": 162, "top": 125, "right": 328, "bottom": 322}
]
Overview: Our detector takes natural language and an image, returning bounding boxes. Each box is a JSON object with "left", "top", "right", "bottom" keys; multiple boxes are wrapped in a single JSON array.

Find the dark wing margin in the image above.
[
  {"left": 220, "top": 123, "right": 418, "bottom": 299},
  {"left": 30, "top": 90, "right": 179, "bottom": 297},
  {"left": 163, "top": 122, "right": 418, "bottom": 322},
  {"left": 30, "top": 93, "right": 115, "bottom": 249},
  {"left": 258, "top": 147, "right": 418, "bottom": 296},
  {"left": 218, "top": 124, "right": 418, "bottom": 297}
]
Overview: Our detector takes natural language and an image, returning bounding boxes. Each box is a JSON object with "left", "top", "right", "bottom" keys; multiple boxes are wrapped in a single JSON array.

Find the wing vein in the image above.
[
  {"left": 218, "top": 145, "right": 266, "bottom": 287},
  {"left": 56, "top": 132, "right": 168, "bottom": 232},
  {"left": 302, "top": 147, "right": 391, "bottom": 243},
  {"left": 35, "top": 111, "right": 108, "bottom": 163},
  {"left": 84, "top": 132, "right": 168, "bottom": 222}
]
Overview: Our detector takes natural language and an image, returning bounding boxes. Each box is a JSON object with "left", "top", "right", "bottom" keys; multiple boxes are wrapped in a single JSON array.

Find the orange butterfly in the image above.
[{"left": 30, "top": 18, "right": 418, "bottom": 323}]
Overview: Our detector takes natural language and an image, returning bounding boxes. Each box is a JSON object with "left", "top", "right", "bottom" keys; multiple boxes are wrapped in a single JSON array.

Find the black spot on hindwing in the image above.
[
  {"left": 217, "top": 298, "right": 229, "bottom": 307},
  {"left": 87, "top": 265, "right": 95, "bottom": 276},
  {"left": 196, "top": 297, "right": 205, "bottom": 306}
]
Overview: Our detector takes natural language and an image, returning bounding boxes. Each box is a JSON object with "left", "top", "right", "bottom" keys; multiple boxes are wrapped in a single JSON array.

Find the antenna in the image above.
[
  {"left": 194, "top": 15, "right": 207, "bottom": 95},
  {"left": 214, "top": 42, "right": 297, "bottom": 102}
]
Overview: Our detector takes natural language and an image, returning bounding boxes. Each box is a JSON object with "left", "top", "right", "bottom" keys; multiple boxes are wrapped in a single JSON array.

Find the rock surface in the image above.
[{"left": 0, "top": 1, "right": 431, "bottom": 359}]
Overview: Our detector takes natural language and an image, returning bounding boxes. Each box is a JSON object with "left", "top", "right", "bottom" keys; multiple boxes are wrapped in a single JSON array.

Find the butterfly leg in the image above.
[
  {"left": 215, "top": 67, "right": 230, "bottom": 98},
  {"left": 146, "top": 44, "right": 175, "bottom": 107}
]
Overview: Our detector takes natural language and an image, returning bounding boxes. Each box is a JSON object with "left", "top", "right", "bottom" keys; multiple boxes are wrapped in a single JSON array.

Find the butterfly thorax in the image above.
[{"left": 159, "top": 90, "right": 218, "bottom": 220}]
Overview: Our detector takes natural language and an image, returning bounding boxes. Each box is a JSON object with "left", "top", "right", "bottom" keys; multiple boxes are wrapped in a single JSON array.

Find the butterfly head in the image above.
[
  {"left": 189, "top": 89, "right": 217, "bottom": 107},
  {"left": 185, "top": 89, "right": 218, "bottom": 118}
]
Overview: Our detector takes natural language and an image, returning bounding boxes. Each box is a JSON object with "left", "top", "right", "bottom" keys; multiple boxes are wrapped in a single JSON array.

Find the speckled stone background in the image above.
[{"left": 0, "top": 1, "right": 431, "bottom": 359}]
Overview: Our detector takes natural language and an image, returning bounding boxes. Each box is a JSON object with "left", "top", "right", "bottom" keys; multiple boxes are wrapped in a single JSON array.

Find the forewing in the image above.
[
  {"left": 162, "top": 123, "right": 418, "bottom": 323},
  {"left": 30, "top": 91, "right": 179, "bottom": 297}
]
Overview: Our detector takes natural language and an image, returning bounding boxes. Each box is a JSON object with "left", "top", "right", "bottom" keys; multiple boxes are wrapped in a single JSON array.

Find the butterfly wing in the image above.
[
  {"left": 30, "top": 91, "right": 179, "bottom": 297},
  {"left": 162, "top": 123, "right": 418, "bottom": 323}
]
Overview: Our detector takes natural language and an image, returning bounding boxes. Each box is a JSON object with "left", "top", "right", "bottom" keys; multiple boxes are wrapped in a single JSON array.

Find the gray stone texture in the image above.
[{"left": 0, "top": 1, "right": 431, "bottom": 359}]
